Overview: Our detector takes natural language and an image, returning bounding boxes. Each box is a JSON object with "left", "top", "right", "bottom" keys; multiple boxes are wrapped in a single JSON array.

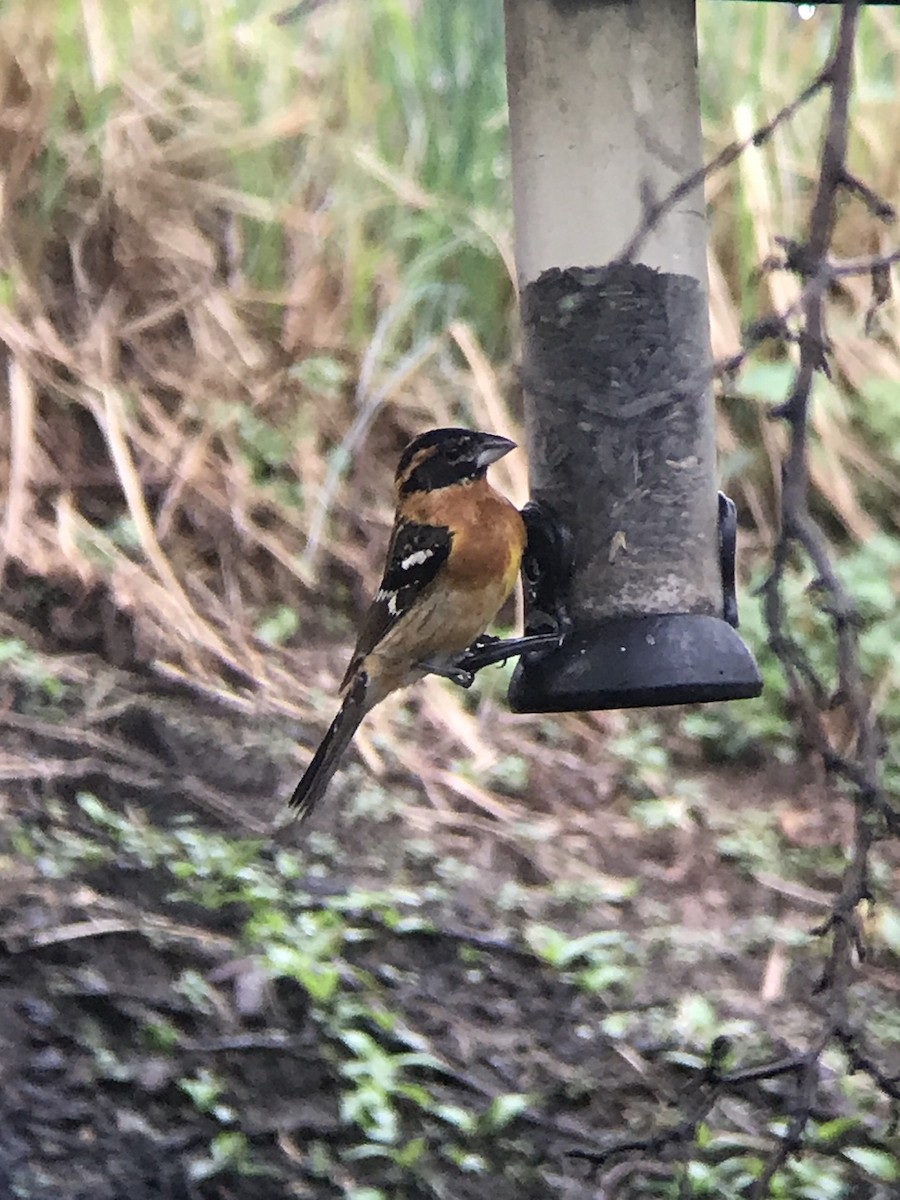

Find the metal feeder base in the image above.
[{"left": 508, "top": 613, "right": 763, "bottom": 713}]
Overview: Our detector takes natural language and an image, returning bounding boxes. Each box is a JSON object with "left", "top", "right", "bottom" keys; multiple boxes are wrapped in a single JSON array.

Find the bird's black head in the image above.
[{"left": 395, "top": 427, "right": 517, "bottom": 495}]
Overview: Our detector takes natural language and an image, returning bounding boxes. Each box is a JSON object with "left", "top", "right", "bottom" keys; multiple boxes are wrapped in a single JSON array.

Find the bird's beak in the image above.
[{"left": 475, "top": 433, "right": 517, "bottom": 468}]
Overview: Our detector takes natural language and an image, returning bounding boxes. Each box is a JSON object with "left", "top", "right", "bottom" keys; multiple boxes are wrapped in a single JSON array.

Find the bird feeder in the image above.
[{"left": 502, "top": 0, "right": 764, "bottom": 713}]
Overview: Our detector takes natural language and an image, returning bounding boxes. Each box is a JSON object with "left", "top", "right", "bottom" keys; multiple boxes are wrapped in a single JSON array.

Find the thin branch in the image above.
[
  {"left": 749, "top": 1034, "right": 832, "bottom": 1199},
  {"left": 618, "top": 66, "right": 834, "bottom": 263},
  {"left": 716, "top": 245, "right": 900, "bottom": 377},
  {"left": 822, "top": 248, "right": 900, "bottom": 278},
  {"left": 756, "top": 0, "right": 898, "bottom": 1186},
  {"left": 580, "top": 5, "right": 899, "bottom": 1193}
]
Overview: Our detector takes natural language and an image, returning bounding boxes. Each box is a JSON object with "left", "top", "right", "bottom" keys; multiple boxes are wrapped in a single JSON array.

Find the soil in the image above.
[{"left": 1, "top": 583, "right": 898, "bottom": 1200}]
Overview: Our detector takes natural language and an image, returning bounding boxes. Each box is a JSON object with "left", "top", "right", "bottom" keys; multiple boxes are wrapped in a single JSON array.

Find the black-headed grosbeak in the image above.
[{"left": 288, "top": 427, "right": 526, "bottom": 820}]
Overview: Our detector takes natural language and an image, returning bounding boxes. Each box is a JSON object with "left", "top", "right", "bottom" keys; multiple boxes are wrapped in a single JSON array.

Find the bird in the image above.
[{"left": 288, "top": 427, "right": 526, "bottom": 820}]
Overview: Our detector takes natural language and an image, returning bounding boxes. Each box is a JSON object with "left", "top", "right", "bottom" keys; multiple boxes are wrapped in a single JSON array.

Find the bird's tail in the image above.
[{"left": 288, "top": 673, "right": 369, "bottom": 820}]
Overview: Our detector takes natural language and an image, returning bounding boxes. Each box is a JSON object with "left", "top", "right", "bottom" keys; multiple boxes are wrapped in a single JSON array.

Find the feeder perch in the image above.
[{"left": 502, "top": 0, "right": 765, "bottom": 713}]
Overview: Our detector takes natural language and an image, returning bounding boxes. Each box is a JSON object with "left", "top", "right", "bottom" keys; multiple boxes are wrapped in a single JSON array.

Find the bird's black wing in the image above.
[{"left": 340, "top": 519, "right": 452, "bottom": 689}]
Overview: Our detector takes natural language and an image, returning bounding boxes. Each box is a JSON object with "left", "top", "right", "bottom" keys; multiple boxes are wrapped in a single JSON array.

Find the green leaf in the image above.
[
  {"left": 393, "top": 1136, "right": 426, "bottom": 1167},
  {"left": 578, "top": 963, "right": 631, "bottom": 993},
  {"left": 675, "top": 994, "right": 719, "bottom": 1041},
  {"left": 290, "top": 355, "right": 351, "bottom": 399},
  {"left": 432, "top": 1103, "right": 476, "bottom": 1133},
  {"left": 179, "top": 1070, "right": 223, "bottom": 1112},
  {"left": 841, "top": 1146, "right": 900, "bottom": 1181},
  {"left": 482, "top": 1092, "right": 531, "bottom": 1131},
  {"left": 77, "top": 792, "right": 109, "bottom": 825},
  {"left": 813, "top": 1117, "right": 861, "bottom": 1144},
  {"left": 876, "top": 907, "right": 900, "bottom": 956},
  {"left": 255, "top": 605, "right": 300, "bottom": 646}
]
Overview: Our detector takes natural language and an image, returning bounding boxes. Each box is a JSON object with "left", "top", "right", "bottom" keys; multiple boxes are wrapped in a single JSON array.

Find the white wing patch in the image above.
[
  {"left": 400, "top": 548, "right": 433, "bottom": 571},
  {"left": 376, "top": 589, "right": 400, "bottom": 616},
  {"left": 353, "top": 521, "right": 452, "bottom": 658}
]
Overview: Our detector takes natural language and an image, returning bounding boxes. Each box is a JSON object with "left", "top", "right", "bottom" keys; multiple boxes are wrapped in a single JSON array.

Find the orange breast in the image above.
[
  {"left": 406, "top": 479, "right": 525, "bottom": 599},
  {"left": 375, "top": 479, "right": 526, "bottom": 676}
]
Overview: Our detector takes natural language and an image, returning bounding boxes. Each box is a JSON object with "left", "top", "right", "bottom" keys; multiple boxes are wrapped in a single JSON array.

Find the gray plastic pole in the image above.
[{"left": 504, "top": 0, "right": 761, "bottom": 711}]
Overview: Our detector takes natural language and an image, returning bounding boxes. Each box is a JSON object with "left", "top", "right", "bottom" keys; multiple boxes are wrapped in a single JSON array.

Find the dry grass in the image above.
[{"left": 0, "top": 0, "right": 898, "bottom": 808}]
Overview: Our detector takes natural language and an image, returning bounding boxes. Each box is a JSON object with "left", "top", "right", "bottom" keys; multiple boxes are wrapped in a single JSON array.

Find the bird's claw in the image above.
[{"left": 421, "top": 660, "right": 476, "bottom": 689}]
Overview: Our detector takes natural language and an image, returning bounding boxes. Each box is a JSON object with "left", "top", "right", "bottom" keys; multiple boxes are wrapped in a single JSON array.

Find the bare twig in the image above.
[
  {"left": 717, "top": 245, "right": 900, "bottom": 378},
  {"left": 580, "top": 5, "right": 899, "bottom": 1193},
  {"left": 757, "top": 0, "right": 898, "bottom": 1187},
  {"left": 618, "top": 66, "right": 834, "bottom": 263}
]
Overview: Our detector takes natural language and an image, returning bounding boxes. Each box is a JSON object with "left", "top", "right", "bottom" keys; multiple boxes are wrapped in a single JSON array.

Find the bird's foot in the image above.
[{"left": 420, "top": 660, "right": 476, "bottom": 689}]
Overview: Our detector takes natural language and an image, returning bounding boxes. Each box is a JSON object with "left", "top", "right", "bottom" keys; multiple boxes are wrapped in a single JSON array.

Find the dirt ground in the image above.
[{"left": 1, "top": 578, "right": 898, "bottom": 1200}]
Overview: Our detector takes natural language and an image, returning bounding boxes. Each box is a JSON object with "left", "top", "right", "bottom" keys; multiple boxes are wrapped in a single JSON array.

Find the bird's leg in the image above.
[
  {"left": 419, "top": 660, "right": 476, "bottom": 689},
  {"left": 452, "top": 631, "right": 563, "bottom": 674},
  {"left": 468, "top": 632, "right": 501, "bottom": 653}
]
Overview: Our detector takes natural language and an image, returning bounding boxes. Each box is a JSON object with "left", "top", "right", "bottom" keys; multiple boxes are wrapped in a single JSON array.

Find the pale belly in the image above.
[{"left": 371, "top": 574, "right": 515, "bottom": 693}]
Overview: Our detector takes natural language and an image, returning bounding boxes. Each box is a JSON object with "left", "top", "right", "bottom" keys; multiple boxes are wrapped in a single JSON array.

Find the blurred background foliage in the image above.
[{"left": 0, "top": 0, "right": 898, "bottom": 774}]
